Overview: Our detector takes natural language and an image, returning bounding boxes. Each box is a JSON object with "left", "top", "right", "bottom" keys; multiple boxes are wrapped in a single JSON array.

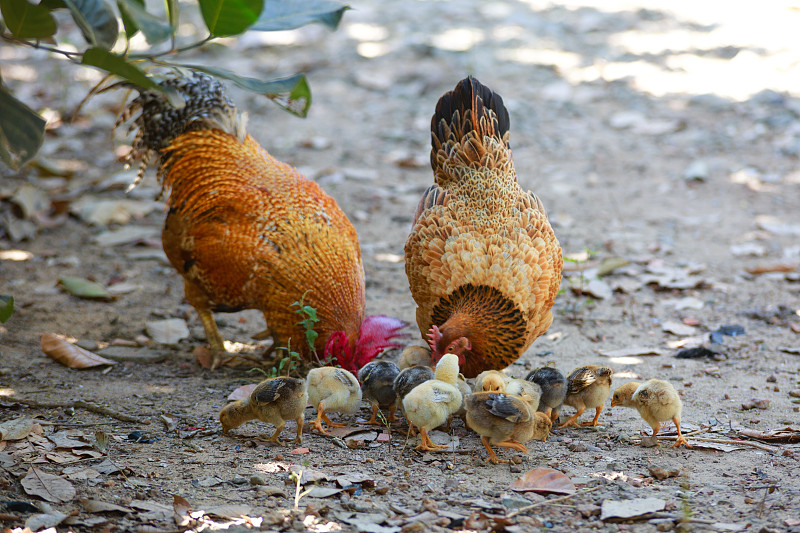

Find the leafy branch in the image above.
[{"left": 0, "top": 0, "right": 349, "bottom": 169}]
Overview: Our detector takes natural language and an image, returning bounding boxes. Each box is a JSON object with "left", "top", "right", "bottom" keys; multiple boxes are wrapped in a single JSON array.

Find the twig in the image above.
[
  {"left": 630, "top": 431, "right": 778, "bottom": 453},
  {"left": 505, "top": 485, "right": 604, "bottom": 518},
  {"left": 10, "top": 397, "right": 144, "bottom": 423}
]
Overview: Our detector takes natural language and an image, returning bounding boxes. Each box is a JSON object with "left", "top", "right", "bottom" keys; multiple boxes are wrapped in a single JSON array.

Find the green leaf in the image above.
[
  {"left": 63, "top": 0, "right": 119, "bottom": 49},
  {"left": 117, "top": 0, "right": 172, "bottom": 44},
  {"left": 164, "top": 0, "right": 178, "bottom": 31},
  {"left": 305, "top": 329, "right": 318, "bottom": 348},
  {"left": 178, "top": 64, "right": 311, "bottom": 116},
  {"left": 0, "top": 84, "right": 45, "bottom": 170},
  {"left": 0, "top": 0, "right": 57, "bottom": 39},
  {"left": 117, "top": 0, "right": 142, "bottom": 39},
  {"left": 0, "top": 295, "right": 13, "bottom": 323},
  {"left": 198, "top": 0, "right": 263, "bottom": 37},
  {"left": 303, "top": 306, "right": 318, "bottom": 321},
  {"left": 252, "top": 0, "right": 347, "bottom": 31},
  {"left": 58, "top": 276, "right": 112, "bottom": 300}
]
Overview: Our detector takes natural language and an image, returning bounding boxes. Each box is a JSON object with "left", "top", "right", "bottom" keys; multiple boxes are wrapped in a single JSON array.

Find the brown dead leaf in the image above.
[
  {"left": 228, "top": 383, "right": 257, "bottom": 401},
  {"left": 194, "top": 346, "right": 213, "bottom": 369},
  {"left": 791, "top": 323, "right": 800, "bottom": 334},
  {"left": 173, "top": 494, "right": 193, "bottom": 527},
  {"left": 746, "top": 264, "right": 796, "bottom": 275},
  {"left": 739, "top": 427, "right": 800, "bottom": 443},
  {"left": 510, "top": 467, "right": 575, "bottom": 495},
  {"left": 0, "top": 417, "right": 35, "bottom": 441},
  {"left": 41, "top": 333, "right": 116, "bottom": 369},
  {"left": 81, "top": 499, "right": 132, "bottom": 513},
  {"left": 21, "top": 466, "right": 76, "bottom": 503},
  {"left": 289, "top": 447, "right": 309, "bottom": 454}
]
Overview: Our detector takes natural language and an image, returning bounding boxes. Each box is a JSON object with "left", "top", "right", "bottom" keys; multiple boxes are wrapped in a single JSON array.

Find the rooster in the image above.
[
  {"left": 404, "top": 76, "right": 562, "bottom": 378},
  {"left": 120, "top": 73, "right": 405, "bottom": 372}
]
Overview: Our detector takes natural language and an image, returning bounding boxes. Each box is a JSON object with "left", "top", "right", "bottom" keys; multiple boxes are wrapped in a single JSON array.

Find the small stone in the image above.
[
  {"left": 683, "top": 160, "right": 709, "bottom": 181},
  {"left": 789, "top": 390, "right": 800, "bottom": 398},
  {"left": 567, "top": 441, "right": 588, "bottom": 452},
  {"left": 250, "top": 475, "right": 266, "bottom": 486},
  {"left": 231, "top": 475, "right": 248, "bottom": 485},
  {"left": 656, "top": 520, "right": 675, "bottom": 532},
  {"left": 648, "top": 466, "right": 680, "bottom": 480},
  {"left": 640, "top": 436, "right": 659, "bottom": 448},
  {"left": 742, "top": 398, "right": 770, "bottom": 410},
  {"left": 766, "top": 375, "right": 777, "bottom": 383}
]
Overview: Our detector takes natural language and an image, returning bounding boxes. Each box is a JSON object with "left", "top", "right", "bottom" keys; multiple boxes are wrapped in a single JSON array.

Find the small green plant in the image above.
[
  {"left": 291, "top": 290, "right": 320, "bottom": 354},
  {"left": 289, "top": 463, "right": 314, "bottom": 511},
  {"left": 0, "top": 295, "right": 13, "bottom": 323},
  {"left": 375, "top": 410, "right": 391, "bottom": 435}
]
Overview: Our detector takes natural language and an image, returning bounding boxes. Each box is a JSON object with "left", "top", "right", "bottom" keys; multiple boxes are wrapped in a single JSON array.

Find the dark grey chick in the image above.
[
  {"left": 358, "top": 360, "right": 401, "bottom": 425},
  {"left": 393, "top": 365, "right": 435, "bottom": 435},
  {"left": 525, "top": 365, "right": 567, "bottom": 423}
]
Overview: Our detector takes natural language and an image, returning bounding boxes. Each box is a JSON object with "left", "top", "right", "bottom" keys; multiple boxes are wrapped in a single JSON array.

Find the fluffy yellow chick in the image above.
[
  {"left": 219, "top": 377, "right": 307, "bottom": 444},
  {"left": 306, "top": 367, "right": 362, "bottom": 434},
  {"left": 474, "top": 370, "right": 507, "bottom": 393},
  {"left": 444, "top": 373, "right": 473, "bottom": 431},
  {"left": 402, "top": 353, "right": 463, "bottom": 451},
  {"left": 504, "top": 377, "right": 542, "bottom": 409},
  {"left": 560, "top": 365, "right": 613, "bottom": 428},
  {"left": 358, "top": 360, "right": 401, "bottom": 425},
  {"left": 393, "top": 365, "right": 435, "bottom": 436},
  {"left": 612, "top": 380, "right": 691, "bottom": 448},
  {"left": 398, "top": 345, "right": 433, "bottom": 369},
  {"left": 466, "top": 392, "right": 552, "bottom": 464}
]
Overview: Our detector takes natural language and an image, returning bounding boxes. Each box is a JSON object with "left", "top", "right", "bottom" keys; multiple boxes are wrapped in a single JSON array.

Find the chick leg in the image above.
[
  {"left": 550, "top": 408, "right": 560, "bottom": 424},
  {"left": 294, "top": 415, "right": 304, "bottom": 444},
  {"left": 364, "top": 403, "right": 381, "bottom": 426},
  {"left": 416, "top": 428, "right": 450, "bottom": 451},
  {"left": 312, "top": 404, "right": 329, "bottom": 434},
  {"left": 387, "top": 402, "right": 397, "bottom": 424},
  {"left": 480, "top": 436, "right": 507, "bottom": 464},
  {"left": 495, "top": 441, "right": 529, "bottom": 454},
  {"left": 581, "top": 406, "right": 603, "bottom": 426},
  {"left": 558, "top": 408, "right": 585, "bottom": 428},
  {"left": 670, "top": 416, "right": 692, "bottom": 448},
  {"left": 262, "top": 421, "right": 286, "bottom": 445}
]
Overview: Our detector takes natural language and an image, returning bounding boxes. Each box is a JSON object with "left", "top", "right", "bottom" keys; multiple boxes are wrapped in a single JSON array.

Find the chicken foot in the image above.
[
  {"left": 480, "top": 436, "right": 508, "bottom": 464},
  {"left": 558, "top": 407, "right": 585, "bottom": 428},
  {"left": 580, "top": 406, "right": 603, "bottom": 426},
  {"left": 416, "top": 428, "right": 450, "bottom": 451},
  {"left": 312, "top": 406, "right": 346, "bottom": 434}
]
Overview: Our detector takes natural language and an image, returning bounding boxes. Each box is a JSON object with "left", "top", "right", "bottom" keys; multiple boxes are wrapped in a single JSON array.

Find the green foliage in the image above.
[
  {"left": 0, "top": 295, "right": 13, "bottom": 323},
  {"left": 0, "top": 0, "right": 349, "bottom": 169},
  {"left": 291, "top": 291, "right": 320, "bottom": 354}
]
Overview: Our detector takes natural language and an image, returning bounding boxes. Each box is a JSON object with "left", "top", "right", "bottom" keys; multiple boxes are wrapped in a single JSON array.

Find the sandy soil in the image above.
[{"left": 2, "top": 1, "right": 800, "bottom": 532}]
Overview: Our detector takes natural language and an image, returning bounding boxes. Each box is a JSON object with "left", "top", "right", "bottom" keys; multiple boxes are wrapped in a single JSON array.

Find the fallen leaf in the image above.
[
  {"left": 145, "top": 318, "right": 189, "bottom": 344},
  {"left": 41, "top": 333, "right": 117, "bottom": 369},
  {"left": 739, "top": 427, "right": 800, "bottom": 443},
  {"left": 305, "top": 487, "right": 344, "bottom": 498},
  {"left": 599, "top": 347, "right": 665, "bottom": 357},
  {"left": 228, "top": 384, "right": 257, "bottom": 401},
  {"left": 25, "top": 511, "right": 68, "bottom": 531},
  {"left": 11, "top": 183, "right": 49, "bottom": 219},
  {"left": 81, "top": 499, "right": 132, "bottom": 513},
  {"left": 746, "top": 264, "right": 796, "bottom": 275},
  {"left": 21, "top": 466, "right": 76, "bottom": 503},
  {"left": 93, "top": 226, "right": 160, "bottom": 246},
  {"left": 596, "top": 257, "right": 630, "bottom": 277},
  {"left": 510, "top": 468, "right": 575, "bottom": 495},
  {"left": 58, "top": 276, "right": 112, "bottom": 300},
  {"left": 205, "top": 504, "right": 252, "bottom": 518},
  {"left": 62, "top": 465, "right": 101, "bottom": 480},
  {"left": 289, "top": 447, "right": 309, "bottom": 454},
  {"left": 600, "top": 498, "right": 665, "bottom": 520},
  {"left": 661, "top": 321, "right": 696, "bottom": 336},
  {"left": 0, "top": 417, "right": 35, "bottom": 440},
  {"left": 173, "top": 495, "right": 192, "bottom": 526},
  {"left": 672, "top": 297, "right": 704, "bottom": 310}
]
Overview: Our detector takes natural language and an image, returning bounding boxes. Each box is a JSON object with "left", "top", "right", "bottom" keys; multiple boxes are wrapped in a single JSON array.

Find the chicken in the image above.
[
  {"left": 466, "top": 392, "right": 552, "bottom": 464},
  {"left": 120, "top": 73, "right": 405, "bottom": 371},
  {"left": 474, "top": 370, "right": 508, "bottom": 393},
  {"left": 504, "top": 377, "right": 542, "bottom": 409},
  {"left": 306, "top": 367, "right": 362, "bottom": 434},
  {"left": 611, "top": 380, "right": 691, "bottom": 448},
  {"left": 219, "top": 377, "right": 307, "bottom": 444},
  {"left": 402, "top": 353, "right": 463, "bottom": 451},
  {"left": 404, "top": 76, "right": 562, "bottom": 378},
  {"left": 526, "top": 365, "right": 567, "bottom": 422},
  {"left": 358, "top": 360, "right": 401, "bottom": 425},
  {"left": 398, "top": 345, "right": 433, "bottom": 369},
  {"left": 445, "top": 373, "right": 473, "bottom": 431},
  {"left": 393, "top": 364, "right": 435, "bottom": 435},
  {"left": 560, "top": 365, "right": 613, "bottom": 428}
]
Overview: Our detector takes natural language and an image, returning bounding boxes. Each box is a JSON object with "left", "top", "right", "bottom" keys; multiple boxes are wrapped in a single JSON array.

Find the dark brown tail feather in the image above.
[{"left": 430, "top": 76, "right": 510, "bottom": 162}]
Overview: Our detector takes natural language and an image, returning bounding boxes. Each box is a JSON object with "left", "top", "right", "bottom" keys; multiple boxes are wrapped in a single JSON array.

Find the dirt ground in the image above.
[{"left": 2, "top": 1, "right": 800, "bottom": 532}]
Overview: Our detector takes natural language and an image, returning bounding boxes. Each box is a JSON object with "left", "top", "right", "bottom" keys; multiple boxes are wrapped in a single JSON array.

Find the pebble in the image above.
[
  {"left": 640, "top": 436, "right": 659, "bottom": 448},
  {"left": 249, "top": 474, "right": 266, "bottom": 486},
  {"left": 98, "top": 346, "right": 167, "bottom": 363},
  {"left": 741, "top": 398, "right": 770, "bottom": 410},
  {"left": 567, "top": 441, "right": 588, "bottom": 452},
  {"left": 231, "top": 475, "right": 248, "bottom": 485}
]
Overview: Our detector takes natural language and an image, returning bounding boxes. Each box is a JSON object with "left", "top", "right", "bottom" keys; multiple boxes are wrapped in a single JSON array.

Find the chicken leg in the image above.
[
  {"left": 312, "top": 404, "right": 346, "bottom": 434},
  {"left": 670, "top": 416, "right": 692, "bottom": 448},
  {"left": 581, "top": 406, "right": 603, "bottom": 426},
  {"left": 558, "top": 408, "right": 584, "bottom": 428},
  {"left": 416, "top": 428, "right": 450, "bottom": 451},
  {"left": 481, "top": 436, "right": 508, "bottom": 464}
]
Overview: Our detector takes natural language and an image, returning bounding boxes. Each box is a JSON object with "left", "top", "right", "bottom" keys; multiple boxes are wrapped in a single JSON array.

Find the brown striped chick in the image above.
[
  {"left": 358, "top": 360, "right": 401, "bottom": 425},
  {"left": 612, "top": 380, "right": 691, "bottom": 448},
  {"left": 219, "top": 377, "right": 307, "bottom": 444},
  {"left": 559, "top": 365, "right": 613, "bottom": 428},
  {"left": 393, "top": 365, "right": 435, "bottom": 436},
  {"left": 474, "top": 370, "right": 508, "bottom": 393},
  {"left": 466, "top": 392, "right": 551, "bottom": 464},
  {"left": 398, "top": 345, "right": 433, "bottom": 369},
  {"left": 306, "top": 367, "right": 362, "bottom": 434},
  {"left": 402, "top": 353, "right": 463, "bottom": 451}
]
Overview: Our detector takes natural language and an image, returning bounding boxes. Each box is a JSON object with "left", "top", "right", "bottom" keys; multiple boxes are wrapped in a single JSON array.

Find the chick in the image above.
[
  {"left": 504, "top": 377, "right": 542, "bottom": 409},
  {"left": 393, "top": 365, "right": 435, "bottom": 435},
  {"left": 526, "top": 365, "right": 567, "bottom": 422},
  {"left": 445, "top": 373, "right": 473, "bottom": 431},
  {"left": 559, "top": 365, "right": 613, "bottom": 428},
  {"left": 474, "top": 370, "right": 508, "bottom": 393},
  {"left": 358, "top": 360, "right": 401, "bottom": 425},
  {"left": 402, "top": 353, "right": 463, "bottom": 451},
  {"left": 612, "top": 380, "right": 691, "bottom": 448},
  {"left": 466, "top": 392, "right": 552, "bottom": 464},
  {"left": 219, "top": 377, "right": 307, "bottom": 444},
  {"left": 399, "top": 345, "right": 433, "bottom": 369},
  {"left": 306, "top": 367, "right": 362, "bottom": 434}
]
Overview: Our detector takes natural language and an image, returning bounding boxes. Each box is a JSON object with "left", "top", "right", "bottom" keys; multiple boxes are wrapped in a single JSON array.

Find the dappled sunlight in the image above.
[
  {"left": 0, "top": 388, "right": 16, "bottom": 396},
  {"left": 0, "top": 250, "right": 33, "bottom": 261},
  {"left": 431, "top": 27, "right": 485, "bottom": 52}
]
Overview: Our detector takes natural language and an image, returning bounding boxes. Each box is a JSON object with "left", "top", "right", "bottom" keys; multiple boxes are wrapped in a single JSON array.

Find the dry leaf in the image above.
[
  {"left": 510, "top": 468, "right": 575, "bottom": 495},
  {"left": 739, "top": 427, "right": 800, "bottom": 443},
  {"left": 0, "top": 417, "right": 35, "bottom": 441},
  {"left": 21, "top": 466, "right": 76, "bottom": 503},
  {"left": 746, "top": 264, "right": 796, "bottom": 275},
  {"left": 600, "top": 498, "right": 665, "bottom": 520},
  {"left": 146, "top": 318, "right": 189, "bottom": 344},
  {"left": 173, "top": 494, "right": 193, "bottom": 527},
  {"left": 25, "top": 511, "right": 68, "bottom": 531},
  {"left": 41, "top": 333, "right": 117, "bottom": 369},
  {"left": 58, "top": 276, "right": 112, "bottom": 300},
  {"left": 661, "top": 321, "right": 696, "bottom": 336},
  {"left": 228, "top": 383, "right": 257, "bottom": 401},
  {"left": 81, "top": 499, "right": 132, "bottom": 513},
  {"left": 599, "top": 346, "right": 665, "bottom": 357}
]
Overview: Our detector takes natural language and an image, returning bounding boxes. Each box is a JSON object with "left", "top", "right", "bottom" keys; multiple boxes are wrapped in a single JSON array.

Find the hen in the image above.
[
  {"left": 120, "top": 74, "right": 405, "bottom": 371},
  {"left": 404, "top": 76, "right": 562, "bottom": 378}
]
